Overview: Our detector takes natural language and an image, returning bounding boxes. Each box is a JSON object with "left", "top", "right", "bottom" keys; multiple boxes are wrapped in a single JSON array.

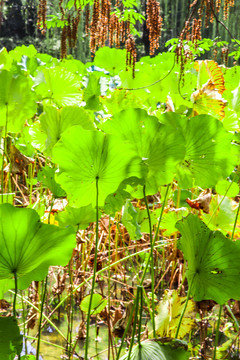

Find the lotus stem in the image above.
[
  {"left": 84, "top": 176, "right": 99, "bottom": 360},
  {"left": 231, "top": 200, "right": 240, "bottom": 241},
  {"left": 213, "top": 304, "right": 222, "bottom": 360},
  {"left": 116, "top": 296, "right": 137, "bottom": 360},
  {"left": 36, "top": 276, "right": 48, "bottom": 360},
  {"left": 127, "top": 286, "right": 140, "bottom": 360},
  {"left": 13, "top": 270, "right": 17, "bottom": 319},
  {"left": 143, "top": 184, "right": 156, "bottom": 336},
  {"left": 175, "top": 274, "right": 194, "bottom": 339},
  {"left": 138, "top": 286, "right": 143, "bottom": 346}
]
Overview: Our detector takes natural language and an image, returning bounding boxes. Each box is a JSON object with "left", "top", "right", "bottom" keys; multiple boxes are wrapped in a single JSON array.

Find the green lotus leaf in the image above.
[
  {"left": 103, "top": 177, "right": 143, "bottom": 216},
  {"left": 0, "top": 47, "right": 13, "bottom": 70},
  {"left": 59, "top": 58, "right": 86, "bottom": 76},
  {"left": 83, "top": 73, "right": 102, "bottom": 110},
  {"left": 122, "top": 199, "right": 142, "bottom": 240},
  {"left": 40, "top": 104, "right": 94, "bottom": 154},
  {"left": 52, "top": 126, "right": 145, "bottom": 207},
  {"left": 120, "top": 340, "right": 190, "bottom": 360},
  {"left": 37, "top": 165, "right": 66, "bottom": 198},
  {"left": 9, "top": 44, "right": 38, "bottom": 62},
  {"left": 160, "top": 113, "right": 235, "bottom": 188},
  {"left": 35, "top": 67, "right": 83, "bottom": 106},
  {"left": 155, "top": 290, "right": 195, "bottom": 339},
  {"left": 221, "top": 66, "right": 240, "bottom": 104},
  {"left": 101, "top": 108, "right": 185, "bottom": 194},
  {"left": 215, "top": 180, "right": 239, "bottom": 198},
  {"left": 80, "top": 294, "right": 107, "bottom": 315},
  {"left": 0, "top": 203, "right": 75, "bottom": 290},
  {"left": 0, "top": 317, "right": 22, "bottom": 358},
  {"left": 56, "top": 204, "right": 97, "bottom": 230},
  {"left": 176, "top": 214, "right": 240, "bottom": 304},
  {"left": 0, "top": 70, "right": 37, "bottom": 132},
  {"left": 9, "top": 44, "right": 39, "bottom": 76},
  {"left": 202, "top": 196, "right": 236, "bottom": 234},
  {"left": 94, "top": 47, "right": 127, "bottom": 74},
  {"left": 104, "top": 188, "right": 131, "bottom": 216},
  {"left": 119, "top": 53, "right": 177, "bottom": 111},
  {"left": 100, "top": 89, "right": 143, "bottom": 115}
]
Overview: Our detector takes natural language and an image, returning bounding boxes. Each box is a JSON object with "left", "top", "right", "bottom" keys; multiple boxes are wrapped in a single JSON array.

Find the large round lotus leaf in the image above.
[
  {"left": 56, "top": 204, "right": 97, "bottom": 230},
  {"left": 0, "top": 317, "right": 22, "bottom": 358},
  {"left": 0, "top": 203, "right": 75, "bottom": 290},
  {"left": 93, "top": 47, "right": 127, "bottom": 74},
  {"left": 120, "top": 340, "right": 189, "bottom": 360},
  {"left": 176, "top": 214, "right": 240, "bottom": 304},
  {"left": 35, "top": 67, "right": 83, "bottom": 106},
  {"left": 40, "top": 105, "right": 94, "bottom": 154},
  {"left": 160, "top": 113, "right": 235, "bottom": 188},
  {"left": 100, "top": 89, "right": 143, "bottom": 115},
  {"left": 52, "top": 126, "right": 145, "bottom": 207},
  {"left": 119, "top": 53, "right": 177, "bottom": 111},
  {"left": 9, "top": 44, "right": 37, "bottom": 62},
  {"left": 101, "top": 108, "right": 185, "bottom": 194},
  {"left": 0, "top": 70, "right": 37, "bottom": 132}
]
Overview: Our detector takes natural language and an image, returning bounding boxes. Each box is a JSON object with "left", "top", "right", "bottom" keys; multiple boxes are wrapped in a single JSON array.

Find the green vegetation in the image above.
[{"left": 1, "top": 6, "right": 240, "bottom": 358}]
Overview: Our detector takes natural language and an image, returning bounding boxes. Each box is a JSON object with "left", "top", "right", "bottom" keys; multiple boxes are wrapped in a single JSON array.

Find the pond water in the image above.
[{"left": 23, "top": 313, "right": 119, "bottom": 360}]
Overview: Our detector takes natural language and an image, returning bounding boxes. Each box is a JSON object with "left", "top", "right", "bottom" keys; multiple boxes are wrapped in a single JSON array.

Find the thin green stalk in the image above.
[
  {"left": 48, "top": 197, "right": 55, "bottom": 224},
  {"left": 213, "top": 305, "right": 222, "bottom": 360},
  {"left": 67, "top": 259, "right": 74, "bottom": 359},
  {"left": 175, "top": 275, "right": 195, "bottom": 339},
  {"left": 24, "top": 335, "right": 66, "bottom": 351},
  {"left": 108, "top": 217, "right": 115, "bottom": 360},
  {"left": 138, "top": 286, "right": 143, "bottom": 346},
  {"left": 13, "top": 271, "right": 17, "bottom": 319},
  {"left": 36, "top": 277, "right": 48, "bottom": 360},
  {"left": 225, "top": 304, "right": 239, "bottom": 332},
  {"left": 47, "top": 241, "right": 167, "bottom": 339},
  {"left": 85, "top": 177, "right": 99, "bottom": 360},
  {"left": 116, "top": 296, "right": 138, "bottom": 360},
  {"left": 127, "top": 287, "right": 140, "bottom": 360},
  {"left": 117, "top": 222, "right": 140, "bottom": 283},
  {"left": 21, "top": 290, "right": 27, "bottom": 357},
  {"left": 9, "top": 290, "right": 67, "bottom": 341},
  {"left": 231, "top": 200, "right": 240, "bottom": 241},
  {"left": 207, "top": 182, "right": 233, "bottom": 226},
  {"left": 1, "top": 108, "right": 8, "bottom": 201},
  {"left": 140, "top": 184, "right": 170, "bottom": 283},
  {"left": 143, "top": 185, "right": 155, "bottom": 336}
]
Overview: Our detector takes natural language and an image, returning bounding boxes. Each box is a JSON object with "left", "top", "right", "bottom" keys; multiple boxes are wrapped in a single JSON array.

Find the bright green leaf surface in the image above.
[
  {"left": 0, "top": 317, "right": 22, "bottom": 358},
  {"left": 40, "top": 104, "right": 94, "bottom": 154},
  {"left": 80, "top": 294, "right": 107, "bottom": 315},
  {"left": 102, "top": 108, "right": 185, "bottom": 194},
  {"left": 202, "top": 196, "right": 236, "bottom": 234},
  {"left": 216, "top": 180, "right": 239, "bottom": 198},
  {"left": 38, "top": 165, "right": 66, "bottom": 198},
  {"left": 0, "top": 47, "right": 12, "bottom": 70},
  {"left": 56, "top": 204, "right": 97, "bottom": 230},
  {"left": 160, "top": 113, "right": 235, "bottom": 188},
  {"left": 176, "top": 214, "right": 240, "bottom": 304},
  {"left": 35, "top": 67, "right": 83, "bottom": 106},
  {"left": 122, "top": 199, "right": 142, "bottom": 240},
  {"left": 94, "top": 47, "right": 127, "bottom": 74},
  {"left": 53, "top": 126, "right": 145, "bottom": 207},
  {"left": 0, "top": 204, "right": 75, "bottom": 290},
  {"left": 0, "top": 70, "right": 37, "bottom": 132},
  {"left": 120, "top": 340, "right": 190, "bottom": 360}
]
